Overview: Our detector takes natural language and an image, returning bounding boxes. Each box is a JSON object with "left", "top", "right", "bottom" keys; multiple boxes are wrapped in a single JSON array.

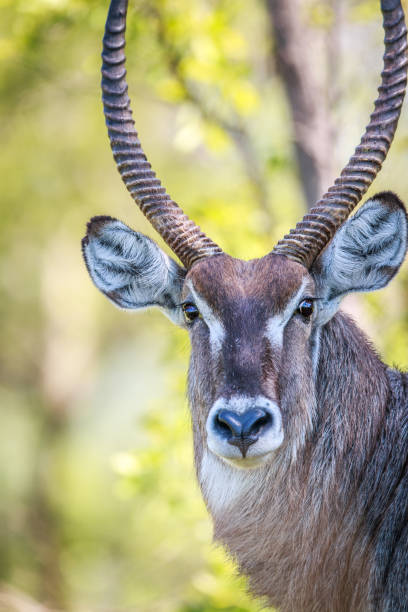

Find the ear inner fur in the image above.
[{"left": 312, "top": 192, "right": 408, "bottom": 321}]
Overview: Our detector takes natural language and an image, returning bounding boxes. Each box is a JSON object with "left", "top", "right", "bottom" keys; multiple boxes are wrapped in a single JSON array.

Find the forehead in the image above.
[{"left": 185, "top": 253, "right": 312, "bottom": 317}]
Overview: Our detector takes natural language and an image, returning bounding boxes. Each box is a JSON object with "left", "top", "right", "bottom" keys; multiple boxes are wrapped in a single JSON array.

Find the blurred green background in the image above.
[{"left": 1, "top": 0, "right": 408, "bottom": 610}]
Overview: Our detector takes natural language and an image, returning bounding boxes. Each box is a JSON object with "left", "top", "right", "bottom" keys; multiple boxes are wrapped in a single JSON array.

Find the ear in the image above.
[
  {"left": 312, "top": 192, "right": 408, "bottom": 324},
  {"left": 82, "top": 216, "right": 187, "bottom": 326}
]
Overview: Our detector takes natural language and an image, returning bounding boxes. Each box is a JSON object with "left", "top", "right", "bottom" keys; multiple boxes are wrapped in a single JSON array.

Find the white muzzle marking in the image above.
[{"left": 206, "top": 395, "right": 284, "bottom": 468}]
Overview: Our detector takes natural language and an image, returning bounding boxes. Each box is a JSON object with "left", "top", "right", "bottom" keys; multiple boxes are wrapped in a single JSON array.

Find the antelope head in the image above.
[{"left": 82, "top": 0, "right": 408, "bottom": 472}]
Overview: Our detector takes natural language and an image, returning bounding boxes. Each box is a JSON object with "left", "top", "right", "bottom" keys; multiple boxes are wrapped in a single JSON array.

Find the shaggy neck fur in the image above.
[{"left": 193, "top": 312, "right": 408, "bottom": 612}]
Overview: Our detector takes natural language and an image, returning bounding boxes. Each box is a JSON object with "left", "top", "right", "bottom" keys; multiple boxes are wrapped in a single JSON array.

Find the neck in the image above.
[
  {"left": 311, "top": 312, "right": 389, "bottom": 498},
  {"left": 197, "top": 312, "right": 403, "bottom": 611}
]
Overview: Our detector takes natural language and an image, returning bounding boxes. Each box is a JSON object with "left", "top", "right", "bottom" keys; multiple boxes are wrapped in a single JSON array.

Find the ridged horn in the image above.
[
  {"left": 273, "top": 0, "right": 408, "bottom": 269},
  {"left": 101, "top": 0, "right": 223, "bottom": 268}
]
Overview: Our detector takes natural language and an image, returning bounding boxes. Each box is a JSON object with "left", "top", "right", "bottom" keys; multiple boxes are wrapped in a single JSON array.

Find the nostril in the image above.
[
  {"left": 243, "top": 410, "right": 272, "bottom": 437},
  {"left": 216, "top": 418, "right": 233, "bottom": 436},
  {"left": 215, "top": 409, "right": 244, "bottom": 438}
]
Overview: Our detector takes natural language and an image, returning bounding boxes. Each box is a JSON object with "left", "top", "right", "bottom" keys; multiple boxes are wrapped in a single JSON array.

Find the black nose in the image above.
[{"left": 215, "top": 408, "right": 272, "bottom": 457}]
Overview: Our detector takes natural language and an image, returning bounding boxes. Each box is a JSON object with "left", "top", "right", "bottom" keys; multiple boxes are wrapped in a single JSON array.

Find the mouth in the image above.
[{"left": 216, "top": 447, "right": 282, "bottom": 469}]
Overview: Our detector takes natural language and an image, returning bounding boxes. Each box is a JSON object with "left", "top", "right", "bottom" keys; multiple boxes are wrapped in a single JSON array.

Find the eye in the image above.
[
  {"left": 297, "top": 298, "right": 314, "bottom": 318},
  {"left": 182, "top": 302, "right": 200, "bottom": 322}
]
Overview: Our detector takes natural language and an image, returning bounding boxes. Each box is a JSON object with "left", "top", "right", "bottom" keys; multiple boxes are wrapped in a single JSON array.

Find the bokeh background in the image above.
[{"left": 1, "top": 0, "right": 408, "bottom": 610}]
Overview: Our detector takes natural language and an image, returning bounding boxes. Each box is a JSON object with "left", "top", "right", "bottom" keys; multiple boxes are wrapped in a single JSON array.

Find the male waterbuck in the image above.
[{"left": 82, "top": 0, "right": 408, "bottom": 609}]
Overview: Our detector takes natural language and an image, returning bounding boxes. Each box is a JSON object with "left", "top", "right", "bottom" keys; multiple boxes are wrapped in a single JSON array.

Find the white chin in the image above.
[
  {"left": 220, "top": 452, "right": 275, "bottom": 469},
  {"left": 208, "top": 432, "right": 284, "bottom": 469}
]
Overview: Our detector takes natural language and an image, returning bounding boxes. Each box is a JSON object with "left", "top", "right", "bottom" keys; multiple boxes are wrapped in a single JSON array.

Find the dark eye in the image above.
[
  {"left": 298, "top": 299, "right": 314, "bottom": 318},
  {"left": 182, "top": 302, "right": 200, "bottom": 322}
]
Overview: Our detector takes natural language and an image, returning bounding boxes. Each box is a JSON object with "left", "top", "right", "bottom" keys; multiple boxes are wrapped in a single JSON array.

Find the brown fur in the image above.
[
  {"left": 82, "top": 207, "right": 408, "bottom": 610},
  {"left": 185, "top": 254, "right": 405, "bottom": 612}
]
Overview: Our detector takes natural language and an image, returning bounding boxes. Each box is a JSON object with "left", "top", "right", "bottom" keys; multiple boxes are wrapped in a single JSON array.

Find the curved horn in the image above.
[
  {"left": 273, "top": 0, "right": 408, "bottom": 268},
  {"left": 101, "top": 0, "right": 223, "bottom": 268}
]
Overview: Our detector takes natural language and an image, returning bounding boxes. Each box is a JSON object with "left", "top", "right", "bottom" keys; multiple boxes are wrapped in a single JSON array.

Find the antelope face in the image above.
[
  {"left": 185, "top": 254, "right": 315, "bottom": 468},
  {"left": 82, "top": 194, "right": 408, "bottom": 471}
]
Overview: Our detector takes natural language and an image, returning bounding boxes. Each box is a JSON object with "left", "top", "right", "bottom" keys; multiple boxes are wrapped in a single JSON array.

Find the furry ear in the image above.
[
  {"left": 312, "top": 192, "right": 408, "bottom": 324},
  {"left": 82, "top": 216, "right": 186, "bottom": 326}
]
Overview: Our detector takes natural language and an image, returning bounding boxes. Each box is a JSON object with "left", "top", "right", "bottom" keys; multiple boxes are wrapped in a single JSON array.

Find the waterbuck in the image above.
[{"left": 82, "top": 0, "right": 408, "bottom": 609}]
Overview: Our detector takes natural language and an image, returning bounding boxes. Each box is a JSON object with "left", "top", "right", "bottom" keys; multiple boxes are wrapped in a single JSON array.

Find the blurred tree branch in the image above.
[
  {"left": 325, "top": 0, "right": 343, "bottom": 165},
  {"left": 0, "top": 585, "right": 58, "bottom": 612},
  {"left": 147, "top": 4, "right": 273, "bottom": 230},
  {"left": 147, "top": 0, "right": 339, "bottom": 214},
  {"left": 265, "top": 0, "right": 334, "bottom": 209},
  {"left": 27, "top": 413, "right": 67, "bottom": 610}
]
